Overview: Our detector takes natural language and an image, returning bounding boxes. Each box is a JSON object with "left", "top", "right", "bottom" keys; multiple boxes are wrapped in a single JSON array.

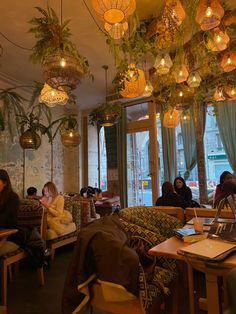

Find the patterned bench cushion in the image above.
[
  {"left": 18, "top": 202, "right": 44, "bottom": 233},
  {"left": 47, "top": 230, "right": 77, "bottom": 244}
]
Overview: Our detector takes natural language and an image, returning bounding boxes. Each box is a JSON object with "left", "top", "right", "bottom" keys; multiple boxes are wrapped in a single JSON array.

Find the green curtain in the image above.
[
  {"left": 161, "top": 126, "right": 177, "bottom": 183},
  {"left": 216, "top": 101, "right": 236, "bottom": 173},
  {"left": 117, "top": 108, "right": 127, "bottom": 208},
  {"left": 181, "top": 115, "right": 197, "bottom": 180}
]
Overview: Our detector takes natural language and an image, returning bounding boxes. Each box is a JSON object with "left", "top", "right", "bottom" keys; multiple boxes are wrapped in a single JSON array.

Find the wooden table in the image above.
[{"left": 149, "top": 236, "right": 236, "bottom": 314}]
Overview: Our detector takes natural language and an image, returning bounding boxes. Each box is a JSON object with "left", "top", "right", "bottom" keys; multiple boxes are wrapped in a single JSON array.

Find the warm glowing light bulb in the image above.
[
  {"left": 179, "top": 70, "right": 183, "bottom": 77},
  {"left": 193, "top": 75, "right": 197, "bottom": 82},
  {"left": 156, "top": 113, "right": 160, "bottom": 119},
  {"left": 219, "top": 91, "right": 223, "bottom": 97},
  {"left": 183, "top": 115, "right": 187, "bottom": 120},
  {"left": 206, "top": 6, "right": 213, "bottom": 17},
  {"left": 145, "top": 85, "right": 148, "bottom": 91},
  {"left": 129, "top": 71, "right": 134, "bottom": 78},
  {"left": 227, "top": 57, "right": 232, "bottom": 65},
  {"left": 51, "top": 90, "right": 55, "bottom": 96},
  {"left": 69, "top": 132, "right": 73, "bottom": 137},
  {"left": 60, "top": 58, "right": 66, "bottom": 67},
  {"left": 161, "top": 58, "right": 165, "bottom": 66},
  {"left": 231, "top": 88, "right": 235, "bottom": 96},
  {"left": 216, "top": 35, "right": 222, "bottom": 43},
  {"left": 179, "top": 91, "right": 183, "bottom": 97},
  {"left": 29, "top": 139, "right": 32, "bottom": 143},
  {"left": 170, "top": 114, "right": 173, "bottom": 119}
]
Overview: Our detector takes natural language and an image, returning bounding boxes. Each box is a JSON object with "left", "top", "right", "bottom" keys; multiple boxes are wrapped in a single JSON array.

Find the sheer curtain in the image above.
[
  {"left": 216, "top": 101, "right": 236, "bottom": 173},
  {"left": 161, "top": 126, "right": 177, "bottom": 183}
]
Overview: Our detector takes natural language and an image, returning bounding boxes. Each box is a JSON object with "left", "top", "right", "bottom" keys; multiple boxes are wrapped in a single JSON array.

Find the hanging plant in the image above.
[
  {"left": 89, "top": 102, "right": 122, "bottom": 127},
  {"left": 60, "top": 116, "right": 81, "bottom": 147},
  {"left": 29, "top": 6, "right": 92, "bottom": 89}
]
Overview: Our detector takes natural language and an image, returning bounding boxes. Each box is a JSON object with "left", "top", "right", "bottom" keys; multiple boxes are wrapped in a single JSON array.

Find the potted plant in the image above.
[
  {"left": 29, "top": 6, "right": 92, "bottom": 90},
  {"left": 89, "top": 102, "right": 122, "bottom": 127}
]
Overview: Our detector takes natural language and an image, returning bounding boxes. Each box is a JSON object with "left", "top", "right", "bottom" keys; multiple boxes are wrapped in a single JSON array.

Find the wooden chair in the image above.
[
  {"left": 185, "top": 207, "right": 234, "bottom": 223},
  {"left": 0, "top": 202, "right": 46, "bottom": 307},
  {"left": 152, "top": 206, "right": 185, "bottom": 225},
  {"left": 84, "top": 280, "right": 145, "bottom": 314}
]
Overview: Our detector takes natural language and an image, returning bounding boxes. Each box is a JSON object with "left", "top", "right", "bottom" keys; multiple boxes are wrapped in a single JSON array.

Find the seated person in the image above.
[
  {"left": 156, "top": 181, "right": 186, "bottom": 208},
  {"left": 26, "top": 186, "right": 40, "bottom": 200},
  {"left": 214, "top": 171, "right": 234, "bottom": 201},
  {"left": 214, "top": 179, "right": 236, "bottom": 209},
  {"left": 40, "top": 182, "right": 76, "bottom": 240},
  {"left": 174, "top": 177, "right": 200, "bottom": 208}
]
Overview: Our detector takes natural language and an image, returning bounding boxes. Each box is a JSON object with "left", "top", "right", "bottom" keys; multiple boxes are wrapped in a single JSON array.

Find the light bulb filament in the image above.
[
  {"left": 227, "top": 57, "right": 231, "bottom": 65},
  {"left": 60, "top": 58, "right": 66, "bottom": 67},
  {"left": 179, "top": 91, "right": 183, "bottom": 97},
  {"left": 193, "top": 75, "right": 197, "bottom": 82},
  {"left": 206, "top": 6, "right": 213, "bottom": 17},
  {"left": 160, "top": 58, "right": 165, "bottom": 66},
  {"left": 179, "top": 70, "right": 183, "bottom": 76}
]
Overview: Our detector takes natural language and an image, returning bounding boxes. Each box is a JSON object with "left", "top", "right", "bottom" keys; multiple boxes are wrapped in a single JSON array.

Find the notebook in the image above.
[
  {"left": 187, "top": 217, "right": 214, "bottom": 226},
  {"left": 178, "top": 238, "right": 236, "bottom": 261}
]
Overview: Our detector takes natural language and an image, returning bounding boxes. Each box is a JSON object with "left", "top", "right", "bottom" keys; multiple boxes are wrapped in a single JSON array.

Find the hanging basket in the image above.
[
  {"left": 207, "top": 28, "right": 230, "bottom": 52},
  {"left": 221, "top": 51, "right": 236, "bottom": 72},
  {"left": 195, "top": 0, "right": 224, "bottom": 31},
  {"left": 97, "top": 111, "right": 120, "bottom": 127},
  {"left": 42, "top": 51, "right": 84, "bottom": 90},
  {"left": 163, "top": 108, "right": 180, "bottom": 128},
  {"left": 61, "top": 130, "right": 81, "bottom": 147},
  {"left": 19, "top": 129, "right": 41, "bottom": 150},
  {"left": 92, "top": 0, "right": 136, "bottom": 24},
  {"left": 120, "top": 63, "right": 146, "bottom": 98}
]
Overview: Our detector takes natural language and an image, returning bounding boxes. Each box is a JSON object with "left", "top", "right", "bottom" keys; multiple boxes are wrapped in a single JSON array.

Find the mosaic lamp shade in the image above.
[
  {"left": 19, "top": 129, "right": 41, "bottom": 150},
  {"left": 195, "top": 0, "right": 224, "bottom": 31},
  {"left": 39, "top": 83, "right": 69, "bottom": 107},
  {"left": 120, "top": 63, "right": 146, "bottom": 98},
  {"left": 42, "top": 51, "right": 84, "bottom": 90},
  {"left": 154, "top": 54, "right": 173, "bottom": 75},
  {"left": 221, "top": 51, "right": 236, "bottom": 73},
  {"left": 104, "top": 21, "right": 128, "bottom": 39},
  {"left": 61, "top": 130, "right": 81, "bottom": 147},
  {"left": 163, "top": 108, "right": 180, "bottom": 128},
  {"left": 92, "top": 0, "right": 136, "bottom": 24},
  {"left": 207, "top": 28, "right": 230, "bottom": 52},
  {"left": 166, "top": 0, "right": 186, "bottom": 26},
  {"left": 174, "top": 64, "right": 189, "bottom": 83}
]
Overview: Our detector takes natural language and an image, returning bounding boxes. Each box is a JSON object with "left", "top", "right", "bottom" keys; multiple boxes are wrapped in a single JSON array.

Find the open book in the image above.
[{"left": 178, "top": 238, "right": 236, "bottom": 261}]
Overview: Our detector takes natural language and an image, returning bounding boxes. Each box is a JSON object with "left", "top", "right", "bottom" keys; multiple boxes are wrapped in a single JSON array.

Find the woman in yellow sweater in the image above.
[{"left": 40, "top": 182, "right": 75, "bottom": 239}]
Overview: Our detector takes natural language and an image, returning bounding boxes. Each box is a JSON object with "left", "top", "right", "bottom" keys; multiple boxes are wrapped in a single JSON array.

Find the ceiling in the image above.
[{"left": 0, "top": 1, "right": 235, "bottom": 110}]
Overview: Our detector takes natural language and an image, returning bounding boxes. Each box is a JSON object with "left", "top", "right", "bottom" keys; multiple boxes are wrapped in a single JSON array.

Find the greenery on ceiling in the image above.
[
  {"left": 29, "top": 6, "right": 91, "bottom": 75},
  {"left": 104, "top": 0, "right": 236, "bottom": 110}
]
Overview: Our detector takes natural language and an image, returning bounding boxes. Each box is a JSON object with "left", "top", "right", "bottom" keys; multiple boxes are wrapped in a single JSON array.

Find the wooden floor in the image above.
[{"left": 6, "top": 244, "right": 207, "bottom": 314}]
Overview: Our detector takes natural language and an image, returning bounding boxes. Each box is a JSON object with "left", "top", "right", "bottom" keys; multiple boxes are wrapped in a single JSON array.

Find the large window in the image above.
[{"left": 99, "top": 127, "right": 107, "bottom": 191}]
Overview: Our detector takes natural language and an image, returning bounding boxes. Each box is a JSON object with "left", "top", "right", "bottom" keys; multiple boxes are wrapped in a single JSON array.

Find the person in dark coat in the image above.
[
  {"left": 174, "top": 176, "right": 193, "bottom": 208},
  {"left": 155, "top": 181, "right": 186, "bottom": 208},
  {"left": 215, "top": 171, "right": 234, "bottom": 201},
  {"left": 0, "top": 169, "right": 20, "bottom": 256},
  {"left": 214, "top": 179, "right": 236, "bottom": 208}
]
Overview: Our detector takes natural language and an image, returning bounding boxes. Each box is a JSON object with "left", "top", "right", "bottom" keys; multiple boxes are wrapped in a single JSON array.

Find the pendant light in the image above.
[
  {"left": 213, "top": 87, "right": 225, "bottom": 101},
  {"left": 207, "top": 28, "right": 230, "bottom": 52},
  {"left": 163, "top": 108, "right": 180, "bottom": 128},
  {"left": 221, "top": 51, "right": 236, "bottom": 73},
  {"left": 142, "top": 61, "right": 153, "bottom": 97},
  {"left": 174, "top": 64, "right": 189, "bottom": 83},
  {"left": 195, "top": 0, "right": 224, "bottom": 31},
  {"left": 166, "top": 0, "right": 186, "bottom": 26},
  {"left": 154, "top": 54, "right": 173, "bottom": 75},
  {"left": 104, "top": 21, "right": 128, "bottom": 39},
  {"left": 187, "top": 72, "right": 202, "bottom": 88},
  {"left": 39, "top": 83, "right": 69, "bottom": 107}
]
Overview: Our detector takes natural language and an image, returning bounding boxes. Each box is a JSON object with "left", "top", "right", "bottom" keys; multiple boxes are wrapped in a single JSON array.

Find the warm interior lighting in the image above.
[
  {"left": 205, "top": 6, "right": 213, "bottom": 17},
  {"left": 219, "top": 91, "right": 222, "bottom": 97},
  {"left": 39, "top": 83, "right": 69, "bottom": 107},
  {"left": 179, "top": 91, "right": 183, "bottom": 97},
  {"left": 69, "top": 132, "right": 73, "bottom": 137},
  {"left": 60, "top": 58, "right": 66, "bottom": 67},
  {"left": 216, "top": 34, "right": 221, "bottom": 43},
  {"left": 193, "top": 75, "right": 197, "bottom": 82},
  {"left": 170, "top": 114, "right": 173, "bottom": 119},
  {"left": 183, "top": 115, "right": 187, "bottom": 120},
  {"left": 179, "top": 70, "right": 183, "bottom": 76},
  {"left": 231, "top": 88, "right": 235, "bottom": 96},
  {"left": 160, "top": 58, "right": 165, "bottom": 66},
  {"left": 227, "top": 57, "right": 232, "bottom": 65}
]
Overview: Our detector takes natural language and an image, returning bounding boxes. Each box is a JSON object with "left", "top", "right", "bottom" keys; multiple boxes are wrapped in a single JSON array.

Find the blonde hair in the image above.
[{"left": 43, "top": 181, "right": 58, "bottom": 199}]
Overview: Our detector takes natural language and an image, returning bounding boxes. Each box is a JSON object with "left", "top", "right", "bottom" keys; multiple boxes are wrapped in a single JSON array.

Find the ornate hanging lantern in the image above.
[
  {"left": 104, "top": 21, "right": 128, "bottom": 39},
  {"left": 163, "top": 108, "right": 180, "bottom": 128},
  {"left": 207, "top": 28, "right": 230, "bottom": 52},
  {"left": 225, "top": 86, "right": 236, "bottom": 100},
  {"left": 42, "top": 51, "right": 84, "bottom": 90},
  {"left": 142, "top": 80, "right": 153, "bottom": 97},
  {"left": 195, "top": 0, "right": 224, "bottom": 31},
  {"left": 39, "top": 83, "right": 69, "bottom": 107},
  {"left": 19, "top": 129, "right": 41, "bottom": 150},
  {"left": 92, "top": 0, "right": 136, "bottom": 24},
  {"left": 174, "top": 64, "right": 189, "bottom": 83},
  {"left": 187, "top": 72, "right": 202, "bottom": 88},
  {"left": 120, "top": 63, "right": 146, "bottom": 98},
  {"left": 154, "top": 54, "right": 173, "bottom": 75},
  {"left": 180, "top": 110, "right": 191, "bottom": 123},
  {"left": 221, "top": 51, "right": 236, "bottom": 72},
  {"left": 97, "top": 109, "right": 120, "bottom": 127},
  {"left": 213, "top": 87, "right": 225, "bottom": 101},
  {"left": 61, "top": 129, "right": 81, "bottom": 147},
  {"left": 166, "top": 0, "right": 186, "bottom": 26}
]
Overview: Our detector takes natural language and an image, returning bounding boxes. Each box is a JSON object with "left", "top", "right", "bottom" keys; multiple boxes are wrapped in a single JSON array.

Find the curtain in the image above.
[
  {"left": 117, "top": 108, "right": 127, "bottom": 208},
  {"left": 181, "top": 105, "right": 207, "bottom": 180},
  {"left": 216, "top": 101, "right": 236, "bottom": 173},
  {"left": 161, "top": 126, "right": 177, "bottom": 183}
]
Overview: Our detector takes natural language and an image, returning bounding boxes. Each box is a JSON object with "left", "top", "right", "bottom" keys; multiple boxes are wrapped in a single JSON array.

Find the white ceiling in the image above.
[{"left": 0, "top": 1, "right": 235, "bottom": 109}]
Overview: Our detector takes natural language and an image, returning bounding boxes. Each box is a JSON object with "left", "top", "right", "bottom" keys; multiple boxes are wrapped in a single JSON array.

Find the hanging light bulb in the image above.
[
  {"left": 69, "top": 131, "right": 73, "bottom": 137},
  {"left": 179, "top": 91, "right": 183, "bottom": 97},
  {"left": 170, "top": 114, "right": 173, "bottom": 119},
  {"left": 104, "top": 21, "right": 128, "bottom": 39},
  {"left": 179, "top": 70, "right": 183, "bottom": 77},
  {"left": 160, "top": 58, "right": 165, "bottom": 66},
  {"left": 163, "top": 108, "right": 180, "bottom": 128},
  {"left": 231, "top": 88, "right": 235, "bottom": 96},
  {"left": 216, "top": 34, "right": 222, "bottom": 43},
  {"left": 205, "top": 6, "right": 213, "bottom": 17},
  {"left": 174, "top": 64, "right": 189, "bottom": 83},
  {"left": 225, "top": 86, "right": 236, "bottom": 99},
  {"left": 154, "top": 54, "right": 173, "bottom": 75},
  {"left": 227, "top": 57, "right": 232, "bottom": 65},
  {"left": 221, "top": 51, "right": 236, "bottom": 72},
  {"left": 142, "top": 80, "right": 153, "bottom": 97},
  {"left": 213, "top": 87, "right": 225, "bottom": 101},
  {"left": 60, "top": 58, "right": 66, "bottom": 67},
  {"left": 187, "top": 72, "right": 201, "bottom": 88},
  {"left": 207, "top": 28, "right": 229, "bottom": 52}
]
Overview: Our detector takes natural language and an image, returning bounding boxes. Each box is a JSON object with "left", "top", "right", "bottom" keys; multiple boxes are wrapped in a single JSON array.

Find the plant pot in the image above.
[
  {"left": 19, "top": 129, "right": 41, "bottom": 149},
  {"left": 97, "top": 112, "right": 120, "bottom": 127}
]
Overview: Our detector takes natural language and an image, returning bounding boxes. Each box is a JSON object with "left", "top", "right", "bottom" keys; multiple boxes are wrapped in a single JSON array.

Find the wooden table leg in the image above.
[
  {"left": 187, "top": 263, "right": 195, "bottom": 314},
  {"left": 205, "top": 273, "right": 220, "bottom": 314}
]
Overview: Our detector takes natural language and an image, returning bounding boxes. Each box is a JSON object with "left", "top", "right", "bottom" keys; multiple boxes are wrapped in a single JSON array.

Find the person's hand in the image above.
[{"left": 39, "top": 197, "right": 47, "bottom": 207}]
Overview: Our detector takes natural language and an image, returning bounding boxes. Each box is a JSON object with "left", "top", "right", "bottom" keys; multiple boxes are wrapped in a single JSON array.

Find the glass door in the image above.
[{"left": 127, "top": 131, "right": 152, "bottom": 206}]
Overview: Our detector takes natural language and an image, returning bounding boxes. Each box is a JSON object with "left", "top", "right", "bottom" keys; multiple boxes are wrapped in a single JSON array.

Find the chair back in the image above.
[
  {"left": 152, "top": 206, "right": 184, "bottom": 225},
  {"left": 225, "top": 268, "right": 236, "bottom": 314},
  {"left": 185, "top": 207, "right": 234, "bottom": 223}
]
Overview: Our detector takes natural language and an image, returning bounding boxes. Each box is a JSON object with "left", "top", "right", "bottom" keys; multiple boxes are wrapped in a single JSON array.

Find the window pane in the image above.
[{"left": 99, "top": 127, "right": 107, "bottom": 191}]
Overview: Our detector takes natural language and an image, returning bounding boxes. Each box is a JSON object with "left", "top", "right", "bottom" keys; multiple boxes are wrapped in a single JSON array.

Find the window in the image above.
[{"left": 99, "top": 127, "right": 107, "bottom": 191}]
